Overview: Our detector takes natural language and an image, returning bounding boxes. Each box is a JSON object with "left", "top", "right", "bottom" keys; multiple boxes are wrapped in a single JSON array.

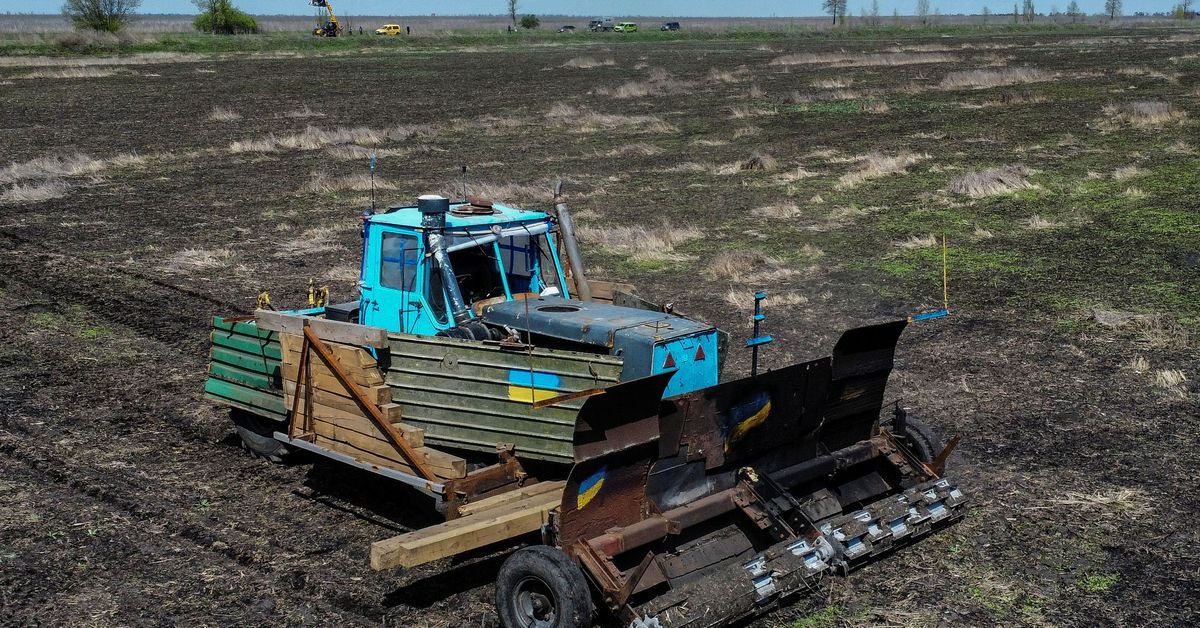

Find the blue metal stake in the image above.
[{"left": 747, "top": 291, "right": 773, "bottom": 377}]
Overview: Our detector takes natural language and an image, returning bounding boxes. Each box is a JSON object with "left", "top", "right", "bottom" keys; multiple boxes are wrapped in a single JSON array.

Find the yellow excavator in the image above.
[{"left": 310, "top": 0, "right": 342, "bottom": 37}]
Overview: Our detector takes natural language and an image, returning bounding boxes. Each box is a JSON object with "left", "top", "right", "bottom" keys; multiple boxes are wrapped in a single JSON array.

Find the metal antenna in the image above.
[
  {"left": 459, "top": 164, "right": 468, "bottom": 199},
  {"left": 369, "top": 151, "right": 377, "bottom": 213},
  {"left": 746, "top": 291, "right": 773, "bottom": 378}
]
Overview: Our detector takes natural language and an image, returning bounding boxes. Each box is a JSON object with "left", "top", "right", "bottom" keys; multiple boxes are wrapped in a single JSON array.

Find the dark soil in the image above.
[{"left": 1, "top": 27, "right": 1197, "bottom": 627}]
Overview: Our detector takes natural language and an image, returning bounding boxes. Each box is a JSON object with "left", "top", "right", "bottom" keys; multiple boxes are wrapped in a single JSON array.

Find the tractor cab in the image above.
[{"left": 359, "top": 197, "right": 569, "bottom": 337}]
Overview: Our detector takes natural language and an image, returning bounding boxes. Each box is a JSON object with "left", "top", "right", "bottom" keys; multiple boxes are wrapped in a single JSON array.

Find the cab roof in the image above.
[{"left": 367, "top": 201, "right": 552, "bottom": 231}]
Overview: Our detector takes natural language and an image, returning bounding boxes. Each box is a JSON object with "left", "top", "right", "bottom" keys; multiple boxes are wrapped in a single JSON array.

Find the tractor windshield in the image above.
[{"left": 443, "top": 224, "right": 567, "bottom": 307}]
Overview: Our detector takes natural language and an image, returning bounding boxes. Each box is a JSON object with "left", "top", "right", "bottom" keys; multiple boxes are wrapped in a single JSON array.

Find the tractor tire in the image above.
[
  {"left": 496, "top": 545, "right": 594, "bottom": 628},
  {"left": 229, "top": 409, "right": 290, "bottom": 463},
  {"left": 900, "top": 415, "right": 944, "bottom": 468}
]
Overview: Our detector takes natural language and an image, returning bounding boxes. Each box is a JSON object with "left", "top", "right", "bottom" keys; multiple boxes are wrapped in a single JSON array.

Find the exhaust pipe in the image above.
[
  {"left": 418, "top": 195, "right": 472, "bottom": 325},
  {"left": 553, "top": 181, "right": 591, "bottom": 302}
]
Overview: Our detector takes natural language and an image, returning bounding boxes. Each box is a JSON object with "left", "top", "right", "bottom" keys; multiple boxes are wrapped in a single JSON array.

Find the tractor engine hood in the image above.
[
  {"left": 480, "top": 297, "right": 710, "bottom": 348},
  {"left": 480, "top": 297, "right": 720, "bottom": 396}
]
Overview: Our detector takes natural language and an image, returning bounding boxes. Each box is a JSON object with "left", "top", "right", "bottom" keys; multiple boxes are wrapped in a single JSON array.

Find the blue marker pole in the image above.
[{"left": 747, "top": 292, "right": 773, "bottom": 378}]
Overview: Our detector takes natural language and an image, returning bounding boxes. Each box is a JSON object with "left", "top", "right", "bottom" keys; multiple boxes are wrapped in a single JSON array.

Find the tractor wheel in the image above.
[
  {"left": 496, "top": 546, "right": 594, "bottom": 628},
  {"left": 900, "top": 416, "right": 944, "bottom": 468},
  {"left": 229, "top": 409, "right": 290, "bottom": 463}
]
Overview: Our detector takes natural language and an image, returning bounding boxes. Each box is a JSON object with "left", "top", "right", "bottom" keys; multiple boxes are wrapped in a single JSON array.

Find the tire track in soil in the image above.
[{"left": 0, "top": 236, "right": 410, "bottom": 624}]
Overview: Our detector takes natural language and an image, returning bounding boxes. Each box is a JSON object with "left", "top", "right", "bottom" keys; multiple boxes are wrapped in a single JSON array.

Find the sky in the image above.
[{"left": 5, "top": 0, "right": 1176, "bottom": 17}]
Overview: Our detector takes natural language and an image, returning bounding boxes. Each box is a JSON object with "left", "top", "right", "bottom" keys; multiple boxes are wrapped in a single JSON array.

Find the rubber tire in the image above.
[
  {"left": 229, "top": 409, "right": 290, "bottom": 463},
  {"left": 496, "top": 546, "right": 594, "bottom": 628},
  {"left": 900, "top": 416, "right": 944, "bottom": 468}
]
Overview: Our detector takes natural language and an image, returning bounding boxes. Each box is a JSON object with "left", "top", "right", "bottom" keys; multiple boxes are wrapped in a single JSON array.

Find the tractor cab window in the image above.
[
  {"left": 498, "top": 234, "right": 548, "bottom": 294},
  {"left": 380, "top": 232, "right": 419, "bottom": 291}
]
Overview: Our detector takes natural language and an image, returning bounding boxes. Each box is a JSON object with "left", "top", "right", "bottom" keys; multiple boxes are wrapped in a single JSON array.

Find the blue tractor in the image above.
[{"left": 347, "top": 192, "right": 722, "bottom": 399}]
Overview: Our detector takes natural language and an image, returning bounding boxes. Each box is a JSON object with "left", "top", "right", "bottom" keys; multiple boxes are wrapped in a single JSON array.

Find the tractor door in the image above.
[{"left": 361, "top": 228, "right": 450, "bottom": 335}]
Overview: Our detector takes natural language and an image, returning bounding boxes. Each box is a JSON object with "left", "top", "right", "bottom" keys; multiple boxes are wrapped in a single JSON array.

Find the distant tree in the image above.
[
  {"left": 1013, "top": 3, "right": 1020, "bottom": 22},
  {"left": 192, "top": 0, "right": 257, "bottom": 34},
  {"left": 506, "top": 0, "right": 517, "bottom": 27},
  {"left": 1182, "top": 0, "right": 1194, "bottom": 17},
  {"left": 916, "top": 0, "right": 931, "bottom": 24},
  {"left": 892, "top": 7, "right": 901, "bottom": 25},
  {"left": 62, "top": 0, "right": 140, "bottom": 32},
  {"left": 1066, "top": 0, "right": 1081, "bottom": 20},
  {"left": 1104, "top": 0, "right": 1121, "bottom": 19},
  {"left": 982, "top": 5, "right": 991, "bottom": 23},
  {"left": 1023, "top": 0, "right": 1035, "bottom": 21},
  {"left": 822, "top": 0, "right": 848, "bottom": 24},
  {"left": 519, "top": 14, "right": 539, "bottom": 29},
  {"left": 868, "top": 0, "right": 881, "bottom": 26}
]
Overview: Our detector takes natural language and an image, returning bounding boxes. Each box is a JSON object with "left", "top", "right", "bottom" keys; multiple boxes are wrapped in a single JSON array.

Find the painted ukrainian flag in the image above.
[
  {"left": 507, "top": 369, "right": 561, "bottom": 404},
  {"left": 576, "top": 467, "right": 606, "bottom": 510}
]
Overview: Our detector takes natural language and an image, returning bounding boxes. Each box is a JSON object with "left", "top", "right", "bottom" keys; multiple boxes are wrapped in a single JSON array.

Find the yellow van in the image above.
[{"left": 374, "top": 24, "right": 402, "bottom": 36}]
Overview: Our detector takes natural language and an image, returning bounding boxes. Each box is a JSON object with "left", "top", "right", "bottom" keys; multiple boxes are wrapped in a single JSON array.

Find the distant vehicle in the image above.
[
  {"left": 661, "top": 21, "right": 681, "bottom": 31},
  {"left": 374, "top": 23, "right": 402, "bottom": 36},
  {"left": 557, "top": 25, "right": 576, "bottom": 33},
  {"left": 614, "top": 21, "right": 638, "bottom": 32},
  {"left": 588, "top": 17, "right": 614, "bottom": 32}
]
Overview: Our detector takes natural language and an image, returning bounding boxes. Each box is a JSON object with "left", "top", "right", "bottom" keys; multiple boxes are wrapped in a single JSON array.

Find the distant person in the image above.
[
  {"left": 359, "top": 26, "right": 363, "bottom": 35},
  {"left": 406, "top": 25, "right": 411, "bottom": 35}
]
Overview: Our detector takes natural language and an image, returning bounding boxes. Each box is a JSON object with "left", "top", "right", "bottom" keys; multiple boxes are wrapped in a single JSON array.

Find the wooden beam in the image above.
[
  {"left": 282, "top": 360, "right": 384, "bottom": 387},
  {"left": 288, "top": 396, "right": 403, "bottom": 422},
  {"left": 256, "top": 310, "right": 389, "bottom": 348},
  {"left": 370, "top": 490, "right": 562, "bottom": 570},
  {"left": 456, "top": 481, "right": 565, "bottom": 517},
  {"left": 280, "top": 333, "right": 379, "bottom": 370},
  {"left": 303, "top": 325, "right": 437, "bottom": 480},
  {"left": 312, "top": 416, "right": 424, "bottom": 449},
  {"left": 283, "top": 379, "right": 392, "bottom": 406}
]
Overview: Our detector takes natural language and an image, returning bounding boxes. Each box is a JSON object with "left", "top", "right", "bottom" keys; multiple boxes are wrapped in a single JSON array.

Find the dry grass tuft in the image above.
[
  {"left": 0, "top": 152, "right": 145, "bottom": 185},
  {"left": 1, "top": 179, "right": 70, "bottom": 204},
  {"left": 1101, "top": 101, "right": 1188, "bottom": 128},
  {"left": 1111, "top": 165, "right": 1145, "bottom": 180},
  {"left": 206, "top": 106, "right": 241, "bottom": 122},
  {"left": 770, "top": 51, "right": 957, "bottom": 67},
  {"left": 576, "top": 221, "right": 702, "bottom": 262},
  {"left": 812, "top": 77, "right": 853, "bottom": 89},
  {"left": 605, "top": 142, "right": 663, "bottom": 157},
  {"left": 597, "top": 74, "right": 691, "bottom": 98},
  {"left": 163, "top": 248, "right": 235, "bottom": 274},
  {"left": 283, "top": 104, "right": 324, "bottom": 119},
  {"left": 733, "top": 126, "right": 761, "bottom": 139},
  {"left": 1116, "top": 67, "right": 1179, "bottom": 82},
  {"left": 752, "top": 202, "right": 802, "bottom": 219},
  {"left": 973, "top": 226, "right": 994, "bottom": 239},
  {"left": 940, "top": 67, "right": 1055, "bottom": 89},
  {"left": 738, "top": 152, "right": 779, "bottom": 172},
  {"left": 748, "top": 83, "right": 765, "bottom": 98},
  {"left": 1123, "top": 186, "right": 1146, "bottom": 199},
  {"left": 860, "top": 99, "right": 890, "bottom": 114},
  {"left": 1131, "top": 315, "right": 1192, "bottom": 350},
  {"left": 707, "top": 67, "right": 750, "bottom": 83},
  {"left": 18, "top": 67, "right": 117, "bottom": 79},
  {"left": 949, "top": 166, "right": 1035, "bottom": 198},
  {"left": 1154, "top": 369, "right": 1189, "bottom": 398},
  {"left": 562, "top": 56, "right": 616, "bottom": 69},
  {"left": 1166, "top": 140, "right": 1194, "bottom": 155},
  {"left": 836, "top": 152, "right": 929, "bottom": 189},
  {"left": 302, "top": 170, "right": 397, "bottom": 193},
  {"left": 1024, "top": 215, "right": 1063, "bottom": 230},
  {"left": 978, "top": 90, "right": 1050, "bottom": 107},
  {"left": 723, "top": 288, "right": 808, "bottom": 309},
  {"left": 230, "top": 125, "right": 387, "bottom": 153},
  {"left": 1054, "top": 488, "right": 1152, "bottom": 517},
  {"left": 451, "top": 181, "right": 550, "bottom": 205},
  {"left": 896, "top": 234, "right": 938, "bottom": 249},
  {"left": 1127, "top": 355, "right": 1150, "bottom": 374},
  {"left": 546, "top": 103, "right": 675, "bottom": 134},
  {"left": 705, "top": 251, "right": 797, "bottom": 283}
]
